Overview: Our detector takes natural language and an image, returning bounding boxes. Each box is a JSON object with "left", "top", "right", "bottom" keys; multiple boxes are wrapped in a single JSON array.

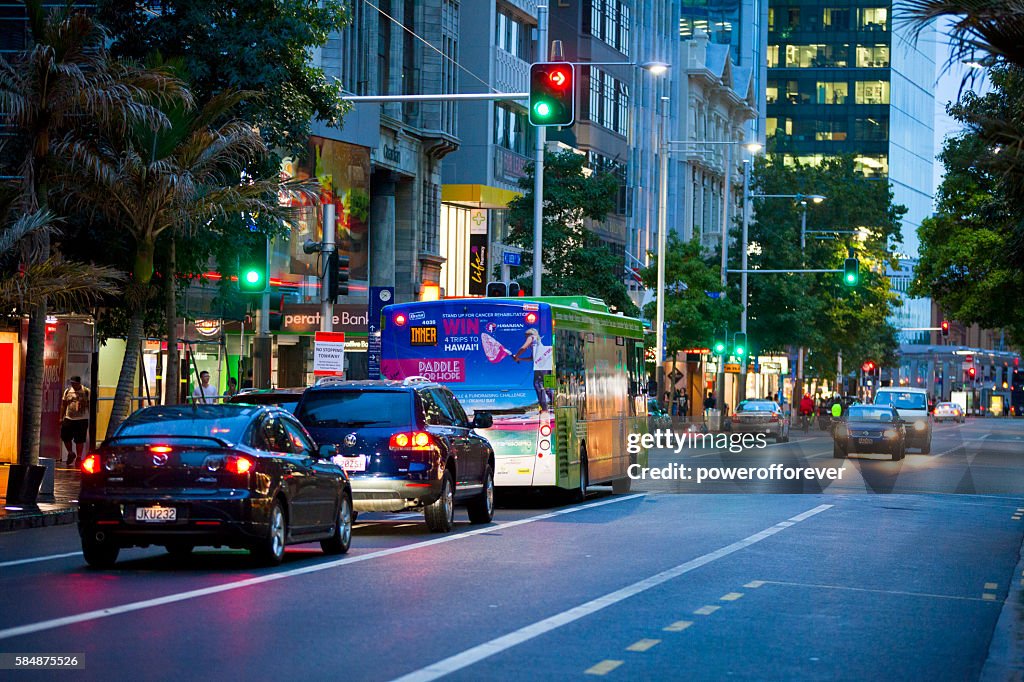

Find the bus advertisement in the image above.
[{"left": 380, "top": 297, "right": 648, "bottom": 493}]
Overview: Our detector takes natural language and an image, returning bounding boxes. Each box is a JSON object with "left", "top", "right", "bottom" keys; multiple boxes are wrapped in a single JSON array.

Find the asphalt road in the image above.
[{"left": 0, "top": 418, "right": 1022, "bottom": 681}]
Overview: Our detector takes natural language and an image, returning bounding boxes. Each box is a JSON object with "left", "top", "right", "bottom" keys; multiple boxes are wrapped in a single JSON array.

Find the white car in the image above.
[
  {"left": 873, "top": 387, "right": 932, "bottom": 454},
  {"left": 934, "top": 402, "right": 965, "bottom": 423}
]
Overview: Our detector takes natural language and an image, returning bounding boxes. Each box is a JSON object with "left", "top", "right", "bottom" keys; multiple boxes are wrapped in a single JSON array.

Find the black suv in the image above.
[{"left": 295, "top": 378, "right": 495, "bottom": 532}]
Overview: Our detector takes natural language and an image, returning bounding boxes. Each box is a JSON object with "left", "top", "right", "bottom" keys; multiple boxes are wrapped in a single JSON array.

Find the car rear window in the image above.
[
  {"left": 873, "top": 391, "right": 927, "bottom": 410},
  {"left": 297, "top": 391, "right": 411, "bottom": 428},
  {"left": 737, "top": 401, "right": 776, "bottom": 412},
  {"left": 115, "top": 406, "right": 254, "bottom": 441},
  {"left": 848, "top": 406, "right": 896, "bottom": 422},
  {"left": 230, "top": 394, "right": 300, "bottom": 414}
]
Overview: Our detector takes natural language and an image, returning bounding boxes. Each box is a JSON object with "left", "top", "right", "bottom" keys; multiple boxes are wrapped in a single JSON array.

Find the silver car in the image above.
[{"left": 731, "top": 400, "right": 790, "bottom": 442}]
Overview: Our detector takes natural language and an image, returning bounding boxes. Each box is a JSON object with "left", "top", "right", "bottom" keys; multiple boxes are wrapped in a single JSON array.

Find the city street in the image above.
[{"left": 0, "top": 419, "right": 1021, "bottom": 680}]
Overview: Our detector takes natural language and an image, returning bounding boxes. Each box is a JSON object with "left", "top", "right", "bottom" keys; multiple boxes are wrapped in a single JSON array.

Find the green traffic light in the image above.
[
  {"left": 534, "top": 101, "right": 551, "bottom": 118},
  {"left": 736, "top": 346, "right": 746, "bottom": 357},
  {"left": 244, "top": 270, "right": 261, "bottom": 284},
  {"left": 714, "top": 342, "right": 726, "bottom": 354}
]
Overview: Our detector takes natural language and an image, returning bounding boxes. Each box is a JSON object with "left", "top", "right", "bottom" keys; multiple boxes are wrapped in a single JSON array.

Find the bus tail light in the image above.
[{"left": 390, "top": 432, "right": 437, "bottom": 451}]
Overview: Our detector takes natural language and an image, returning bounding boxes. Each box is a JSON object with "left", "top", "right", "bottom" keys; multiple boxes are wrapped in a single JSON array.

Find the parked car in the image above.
[
  {"left": 833, "top": 404, "right": 907, "bottom": 461},
  {"left": 933, "top": 402, "right": 965, "bottom": 423},
  {"left": 225, "top": 387, "right": 306, "bottom": 413},
  {"left": 77, "top": 404, "right": 353, "bottom": 569},
  {"left": 295, "top": 378, "right": 495, "bottom": 533},
  {"left": 648, "top": 398, "right": 671, "bottom": 430},
  {"left": 730, "top": 400, "right": 790, "bottom": 442},
  {"left": 873, "top": 387, "right": 931, "bottom": 453}
]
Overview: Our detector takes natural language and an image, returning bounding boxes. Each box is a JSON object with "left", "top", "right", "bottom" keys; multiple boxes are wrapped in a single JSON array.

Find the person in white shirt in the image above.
[{"left": 192, "top": 370, "right": 219, "bottom": 404}]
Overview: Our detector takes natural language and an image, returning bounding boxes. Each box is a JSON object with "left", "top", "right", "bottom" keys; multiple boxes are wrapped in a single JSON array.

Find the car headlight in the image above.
[
  {"left": 883, "top": 429, "right": 897, "bottom": 439},
  {"left": 914, "top": 420, "right": 926, "bottom": 431}
]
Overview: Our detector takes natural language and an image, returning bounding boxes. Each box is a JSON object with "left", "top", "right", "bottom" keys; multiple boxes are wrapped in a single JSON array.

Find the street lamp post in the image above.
[{"left": 655, "top": 100, "right": 669, "bottom": 407}]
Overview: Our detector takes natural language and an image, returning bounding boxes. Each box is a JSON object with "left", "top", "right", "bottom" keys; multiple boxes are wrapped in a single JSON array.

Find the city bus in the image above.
[{"left": 380, "top": 296, "right": 648, "bottom": 494}]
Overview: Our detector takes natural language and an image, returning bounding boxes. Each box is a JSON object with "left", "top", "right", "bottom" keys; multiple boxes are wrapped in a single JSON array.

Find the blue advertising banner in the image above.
[{"left": 367, "top": 286, "right": 394, "bottom": 379}]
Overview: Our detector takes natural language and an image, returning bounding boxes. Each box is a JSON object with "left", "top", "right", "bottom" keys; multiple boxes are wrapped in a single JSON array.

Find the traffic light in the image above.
[
  {"left": 326, "top": 252, "right": 350, "bottom": 299},
  {"left": 486, "top": 281, "right": 508, "bottom": 297},
  {"left": 843, "top": 257, "right": 859, "bottom": 287},
  {"left": 733, "top": 332, "right": 747, "bottom": 358},
  {"left": 940, "top": 320, "right": 950, "bottom": 338},
  {"left": 713, "top": 339, "right": 727, "bottom": 355},
  {"left": 968, "top": 366, "right": 977, "bottom": 379},
  {"left": 238, "top": 237, "right": 269, "bottom": 294},
  {"left": 862, "top": 360, "right": 876, "bottom": 373},
  {"left": 529, "top": 62, "right": 575, "bottom": 127}
]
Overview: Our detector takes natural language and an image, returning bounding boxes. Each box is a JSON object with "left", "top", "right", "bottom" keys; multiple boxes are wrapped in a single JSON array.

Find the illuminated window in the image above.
[
  {"left": 856, "top": 45, "right": 890, "bottom": 67},
  {"left": 766, "top": 117, "right": 793, "bottom": 137},
  {"left": 855, "top": 80, "right": 890, "bottom": 104},
  {"left": 854, "top": 154, "right": 888, "bottom": 177},
  {"left": 816, "top": 81, "right": 848, "bottom": 104},
  {"left": 859, "top": 7, "right": 888, "bottom": 31},
  {"left": 766, "top": 81, "right": 779, "bottom": 104},
  {"left": 767, "top": 45, "right": 780, "bottom": 68},
  {"left": 815, "top": 120, "right": 847, "bottom": 141},
  {"left": 785, "top": 44, "right": 847, "bottom": 68},
  {"left": 768, "top": 7, "right": 774, "bottom": 31}
]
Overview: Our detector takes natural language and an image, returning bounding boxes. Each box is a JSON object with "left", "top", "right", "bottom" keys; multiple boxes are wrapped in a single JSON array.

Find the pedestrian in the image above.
[
  {"left": 225, "top": 376, "right": 239, "bottom": 397},
  {"left": 679, "top": 388, "right": 689, "bottom": 417},
  {"left": 60, "top": 376, "right": 90, "bottom": 467},
  {"left": 192, "top": 370, "right": 219, "bottom": 404},
  {"left": 703, "top": 391, "right": 716, "bottom": 412}
]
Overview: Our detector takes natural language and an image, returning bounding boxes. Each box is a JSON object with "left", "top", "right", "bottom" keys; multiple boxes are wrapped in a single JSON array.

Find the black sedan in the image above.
[
  {"left": 78, "top": 404, "right": 353, "bottom": 568},
  {"left": 832, "top": 404, "right": 907, "bottom": 461}
]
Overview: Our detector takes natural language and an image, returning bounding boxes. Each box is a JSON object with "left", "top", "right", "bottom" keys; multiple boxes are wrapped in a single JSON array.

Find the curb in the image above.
[
  {"left": 982, "top": 533, "right": 1024, "bottom": 681},
  {"left": 0, "top": 507, "right": 79, "bottom": 533}
]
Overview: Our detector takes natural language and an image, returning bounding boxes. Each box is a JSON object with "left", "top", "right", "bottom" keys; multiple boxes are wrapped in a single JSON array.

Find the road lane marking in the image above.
[
  {"left": 693, "top": 605, "right": 720, "bottom": 615},
  {"left": 762, "top": 580, "right": 1002, "bottom": 603},
  {"left": 626, "top": 639, "right": 660, "bottom": 652},
  {"left": 985, "top": 583, "right": 998, "bottom": 590},
  {"left": 744, "top": 580, "right": 764, "bottom": 588},
  {"left": 394, "top": 523, "right": 419, "bottom": 528},
  {"left": 585, "top": 660, "right": 623, "bottom": 675},
  {"left": 0, "top": 551, "right": 83, "bottom": 569},
  {"left": 720, "top": 592, "right": 743, "bottom": 601},
  {"left": 663, "top": 621, "right": 692, "bottom": 632},
  {"left": 389, "top": 504, "right": 832, "bottom": 682},
  {"left": 0, "top": 494, "right": 645, "bottom": 642}
]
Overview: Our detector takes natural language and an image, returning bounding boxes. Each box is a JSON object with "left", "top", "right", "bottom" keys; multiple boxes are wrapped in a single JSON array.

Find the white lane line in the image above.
[
  {"left": 762, "top": 580, "right": 1001, "bottom": 603},
  {"left": 389, "top": 504, "right": 833, "bottom": 682},
  {"left": 0, "top": 551, "right": 83, "bottom": 569},
  {"left": 0, "top": 494, "right": 645, "bottom": 642}
]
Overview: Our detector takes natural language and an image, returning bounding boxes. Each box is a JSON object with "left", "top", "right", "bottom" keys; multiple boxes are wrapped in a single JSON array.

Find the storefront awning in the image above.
[{"left": 441, "top": 184, "right": 521, "bottom": 209}]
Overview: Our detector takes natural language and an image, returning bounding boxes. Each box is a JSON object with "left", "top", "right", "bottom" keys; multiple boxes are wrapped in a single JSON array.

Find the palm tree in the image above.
[
  {"left": 59, "top": 90, "right": 308, "bottom": 434},
  {"left": 902, "top": 1, "right": 1024, "bottom": 70},
  {"left": 0, "top": 0, "right": 181, "bottom": 464}
]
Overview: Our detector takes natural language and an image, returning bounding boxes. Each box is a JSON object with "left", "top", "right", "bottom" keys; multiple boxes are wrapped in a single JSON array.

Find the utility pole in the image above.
[
  {"left": 253, "top": 287, "right": 271, "bottom": 389},
  {"left": 717, "top": 144, "right": 732, "bottom": 413},
  {"left": 738, "top": 160, "right": 750, "bottom": 404},
  {"left": 532, "top": 5, "right": 548, "bottom": 297},
  {"left": 321, "top": 203, "right": 335, "bottom": 333},
  {"left": 655, "top": 100, "right": 669, "bottom": 408}
]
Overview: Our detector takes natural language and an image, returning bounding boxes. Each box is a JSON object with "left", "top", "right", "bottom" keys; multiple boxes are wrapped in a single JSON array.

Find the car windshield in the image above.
[
  {"left": 115, "top": 406, "right": 256, "bottom": 441},
  {"left": 874, "top": 391, "right": 927, "bottom": 410},
  {"left": 848, "top": 406, "right": 896, "bottom": 422},
  {"left": 737, "top": 401, "right": 776, "bottom": 412},
  {"left": 297, "top": 391, "right": 410, "bottom": 428}
]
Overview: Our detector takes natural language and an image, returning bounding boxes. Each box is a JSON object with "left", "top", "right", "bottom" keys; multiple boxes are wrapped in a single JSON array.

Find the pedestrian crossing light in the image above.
[
  {"left": 843, "top": 257, "right": 859, "bottom": 287},
  {"left": 733, "top": 332, "right": 747, "bottom": 358},
  {"left": 529, "top": 62, "right": 575, "bottom": 127},
  {"left": 238, "top": 238, "right": 269, "bottom": 294}
]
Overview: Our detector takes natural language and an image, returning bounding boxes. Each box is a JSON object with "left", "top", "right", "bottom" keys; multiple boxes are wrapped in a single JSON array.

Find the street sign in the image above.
[
  {"left": 503, "top": 250, "right": 521, "bottom": 266},
  {"left": 314, "top": 331, "right": 346, "bottom": 377},
  {"left": 724, "top": 363, "right": 742, "bottom": 374},
  {"left": 367, "top": 287, "right": 393, "bottom": 379}
]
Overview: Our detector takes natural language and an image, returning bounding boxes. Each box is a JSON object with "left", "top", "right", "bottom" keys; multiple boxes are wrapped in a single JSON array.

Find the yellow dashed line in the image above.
[
  {"left": 626, "top": 639, "right": 661, "bottom": 652},
  {"left": 663, "top": 621, "right": 693, "bottom": 632},
  {"left": 744, "top": 580, "right": 765, "bottom": 588},
  {"left": 982, "top": 593, "right": 997, "bottom": 601},
  {"left": 720, "top": 592, "right": 744, "bottom": 601},
  {"left": 694, "top": 605, "right": 720, "bottom": 615},
  {"left": 585, "top": 660, "right": 624, "bottom": 676},
  {"left": 985, "top": 583, "right": 998, "bottom": 590}
]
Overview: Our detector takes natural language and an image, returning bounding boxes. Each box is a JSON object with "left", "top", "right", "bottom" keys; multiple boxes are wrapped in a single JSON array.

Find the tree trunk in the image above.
[
  {"left": 18, "top": 302, "right": 46, "bottom": 466},
  {"left": 106, "top": 307, "right": 145, "bottom": 437},
  {"left": 163, "top": 238, "right": 179, "bottom": 405}
]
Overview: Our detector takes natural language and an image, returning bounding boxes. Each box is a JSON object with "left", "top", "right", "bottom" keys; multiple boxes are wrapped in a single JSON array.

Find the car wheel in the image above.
[
  {"left": 82, "top": 533, "right": 119, "bottom": 569},
  {"left": 467, "top": 465, "right": 495, "bottom": 524},
  {"left": 833, "top": 442, "right": 847, "bottom": 459},
  {"left": 253, "top": 500, "right": 287, "bottom": 566},
  {"left": 424, "top": 470, "right": 455, "bottom": 533},
  {"left": 573, "top": 448, "right": 589, "bottom": 502},
  {"left": 166, "top": 543, "right": 194, "bottom": 559},
  {"left": 321, "top": 493, "right": 353, "bottom": 555}
]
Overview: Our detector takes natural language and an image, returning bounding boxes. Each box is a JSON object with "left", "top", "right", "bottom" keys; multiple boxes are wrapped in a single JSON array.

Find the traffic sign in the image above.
[
  {"left": 314, "top": 331, "right": 346, "bottom": 377},
  {"left": 503, "top": 250, "right": 521, "bottom": 266}
]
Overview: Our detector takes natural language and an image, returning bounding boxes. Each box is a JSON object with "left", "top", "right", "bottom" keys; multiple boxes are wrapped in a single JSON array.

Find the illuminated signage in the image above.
[{"left": 411, "top": 326, "right": 438, "bottom": 346}]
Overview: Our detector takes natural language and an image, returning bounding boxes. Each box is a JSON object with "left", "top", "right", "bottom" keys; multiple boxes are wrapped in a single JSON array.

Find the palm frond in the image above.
[
  {"left": 0, "top": 255, "right": 124, "bottom": 312},
  {"left": 0, "top": 207, "right": 60, "bottom": 259}
]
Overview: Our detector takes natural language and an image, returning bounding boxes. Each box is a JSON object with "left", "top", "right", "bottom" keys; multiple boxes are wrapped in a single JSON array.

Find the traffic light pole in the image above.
[
  {"left": 321, "top": 203, "right": 335, "bottom": 333},
  {"left": 532, "top": 4, "right": 548, "bottom": 297}
]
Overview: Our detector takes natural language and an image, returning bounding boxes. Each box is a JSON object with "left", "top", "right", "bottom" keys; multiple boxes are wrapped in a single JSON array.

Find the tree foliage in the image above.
[{"left": 506, "top": 150, "right": 637, "bottom": 315}]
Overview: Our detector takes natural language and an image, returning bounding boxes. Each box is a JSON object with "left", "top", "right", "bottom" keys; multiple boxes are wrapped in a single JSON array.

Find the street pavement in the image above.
[{"left": 0, "top": 418, "right": 1021, "bottom": 680}]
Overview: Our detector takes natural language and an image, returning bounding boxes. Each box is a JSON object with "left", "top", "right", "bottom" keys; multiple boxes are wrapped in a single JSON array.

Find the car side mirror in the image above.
[
  {"left": 318, "top": 443, "right": 340, "bottom": 458},
  {"left": 472, "top": 412, "right": 493, "bottom": 429}
]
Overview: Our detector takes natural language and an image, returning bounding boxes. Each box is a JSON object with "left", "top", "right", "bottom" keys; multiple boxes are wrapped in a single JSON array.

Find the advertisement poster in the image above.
[
  {"left": 381, "top": 301, "right": 554, "bottom": 459},
  {"left": 41, "top": 321, "right": 68, "bottom": 459},
  {"left": 468, "top": 210, "right": 488, "bottom": 296}
]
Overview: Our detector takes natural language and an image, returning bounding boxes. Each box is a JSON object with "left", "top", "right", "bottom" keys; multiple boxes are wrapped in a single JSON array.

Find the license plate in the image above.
[
  {"left": 136, "top": 506, "right": 176, "bottom": 522},
  {"left": 858, "top": 438, "right": 874, "bottom": 445},
  {"left": 339, "top": 455, "right": 367, "bottom": 472}
]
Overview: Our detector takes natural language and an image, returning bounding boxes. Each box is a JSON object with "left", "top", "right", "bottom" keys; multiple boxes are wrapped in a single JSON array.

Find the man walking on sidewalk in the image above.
[{"left": 60, "top": 376, "right": 90, "bottom": 467}]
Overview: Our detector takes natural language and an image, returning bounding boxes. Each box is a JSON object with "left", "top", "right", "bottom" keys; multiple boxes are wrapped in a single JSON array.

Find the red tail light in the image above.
[
  {"left": 770, "top": 414, "right": 780, "bottom": 422},
  {"left": 390, "top": 431, "right": 436, "bottom": 450},
  {"left": 225, "top": 455, "right": 253, "bottom": 475},
  {"left": 81, "top": 454, "right": 101, "bottom": 475},
  {"left": 150, "top": 445, "right": 173, "bottom": 454}
]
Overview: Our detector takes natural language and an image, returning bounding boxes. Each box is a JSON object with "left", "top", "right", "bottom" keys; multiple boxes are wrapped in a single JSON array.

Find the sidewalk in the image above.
[{"left": 0, "top": 465, "right": 79, "bottom": 533}]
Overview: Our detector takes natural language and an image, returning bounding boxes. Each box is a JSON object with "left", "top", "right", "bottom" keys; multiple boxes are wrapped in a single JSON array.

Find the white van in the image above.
[{"left": 873, "top": 387, "right": 932, "bottom": 453}]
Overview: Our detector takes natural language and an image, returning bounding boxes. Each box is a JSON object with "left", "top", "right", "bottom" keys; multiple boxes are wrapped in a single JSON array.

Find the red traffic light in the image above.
[
  {"left": 940, "top": 320, "right": 950, "bottom": 338},
  {"left": 548, "top": 69, "right": 569, "bottom": 88},
  {"left": 968, "top": 366, "right": 976, "bottom": 378},
  {"left": 861, "top": 360, "right": 875, "bottom": 372}
]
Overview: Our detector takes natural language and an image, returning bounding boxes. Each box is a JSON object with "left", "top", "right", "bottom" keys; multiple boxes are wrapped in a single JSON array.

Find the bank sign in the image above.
[{"left": 278, "top": 304, "right": 369, "bottom": 335}]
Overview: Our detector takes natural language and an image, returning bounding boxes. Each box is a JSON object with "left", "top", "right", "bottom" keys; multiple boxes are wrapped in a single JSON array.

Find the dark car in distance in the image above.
[
  {"left": 226, "top": 387, "right": 307, "bottom": 414},
  {"left": 295, "top": 378, "right": 495, "bottom": 533},
  {"left": 78, "top": 405, "right": 353, "bottom": 568},
  {"left": 832, "top": 404, "right": 907, "bottom": 461}
]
